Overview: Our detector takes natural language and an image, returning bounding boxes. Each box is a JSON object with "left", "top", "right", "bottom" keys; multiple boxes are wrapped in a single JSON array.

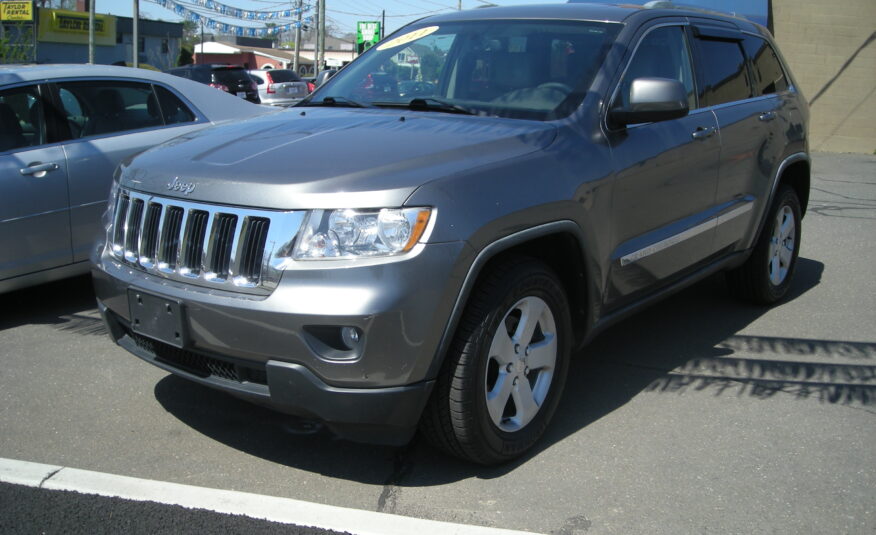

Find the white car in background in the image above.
[{"left": 247, "top": 69, "right": 310, "bottom": 106}]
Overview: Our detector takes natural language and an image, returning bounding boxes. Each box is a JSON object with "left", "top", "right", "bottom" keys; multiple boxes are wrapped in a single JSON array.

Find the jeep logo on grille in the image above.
[{"left": 167, "top": 178, "right": 196, "bottom": 195}]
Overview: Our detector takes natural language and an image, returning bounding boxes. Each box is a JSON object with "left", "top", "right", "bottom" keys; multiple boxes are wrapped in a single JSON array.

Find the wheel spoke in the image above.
[
  {"left": 511, "top": 379, "right": 540, "bottom": 427},
  {"left": 486, "top": 373, "right": 514, "bottom": 425},
  {"left": 514, "top": 298, "right": 546, "bottom": 347},
  {"left": 526, "top": 333, "right": 556, "bottom": 371},
  {"left": 779, "top": 210, "right": 794, "bottom": 238},
  {"left": 779, "top": 242, "right": 793, "bottom": 266},
  {"left": 770, "top": 255, "right": 783, "bottom": 285},
  {"left": 488, "top": 326, "right": 515, "bottom": 366}
]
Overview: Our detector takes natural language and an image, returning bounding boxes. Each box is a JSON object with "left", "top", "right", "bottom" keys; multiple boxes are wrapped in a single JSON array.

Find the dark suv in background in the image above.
[
  {"left": 94, "top": 3, "right": 809, "bottom": 465},
  {"left": 165, "top": 64, "right": 260, "bottom": 104}
]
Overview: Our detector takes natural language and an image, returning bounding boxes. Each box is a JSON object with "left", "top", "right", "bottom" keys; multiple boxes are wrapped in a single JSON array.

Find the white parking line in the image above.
[{"left": 0, "top": 457, "right": 543, "bottom": 535}]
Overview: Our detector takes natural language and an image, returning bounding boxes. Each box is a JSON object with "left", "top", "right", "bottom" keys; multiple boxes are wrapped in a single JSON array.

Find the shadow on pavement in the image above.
[
  {"left": 0, "top": 275, "right": 103, "bottom": 334},
  {"left": 149, "top": 256, "right": 872, "bottom": 488}
]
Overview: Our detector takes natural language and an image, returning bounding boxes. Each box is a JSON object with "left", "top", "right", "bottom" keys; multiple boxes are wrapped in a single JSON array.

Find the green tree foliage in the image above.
[{"left": 177, "top": 45, "right": 193, "bottom": 66}]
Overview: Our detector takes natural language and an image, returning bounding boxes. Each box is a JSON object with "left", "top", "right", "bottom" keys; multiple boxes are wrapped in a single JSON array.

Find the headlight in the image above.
[{"left": 292, "top": 207, "right": 432, "bottom": 260}]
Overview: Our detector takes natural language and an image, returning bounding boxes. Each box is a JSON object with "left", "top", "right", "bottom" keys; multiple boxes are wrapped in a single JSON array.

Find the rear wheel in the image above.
[
  {"left": 728, "top": 185, "right": 802, "bottom": 304},
  {"left": 421, "top": 257, "right": 571, "bottom": 465}
]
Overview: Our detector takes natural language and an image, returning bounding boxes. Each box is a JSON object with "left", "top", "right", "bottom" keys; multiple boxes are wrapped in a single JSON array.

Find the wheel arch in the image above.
[
  {"left": 425, "top": 221, "right": 594, "bottom": 381},
  {"left": 780, "top": 158, "right": 811, "bottom": 218},
  {"left": 750, "top": 152, "right": 810, "bottom": 249}
]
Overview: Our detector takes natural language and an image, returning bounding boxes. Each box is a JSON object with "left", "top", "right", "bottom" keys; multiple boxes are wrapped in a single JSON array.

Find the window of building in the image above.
[
  {"left": 162, "top": 39, "right": 169, "bottom": 54},
  {"left": 695, "top": 38, "right": 752, "bottom": 106}
]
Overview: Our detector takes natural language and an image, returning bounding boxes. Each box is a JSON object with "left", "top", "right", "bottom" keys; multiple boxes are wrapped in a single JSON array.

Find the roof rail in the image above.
[{"left": 642, "top": 1, "right": 749, "bottom": 21}]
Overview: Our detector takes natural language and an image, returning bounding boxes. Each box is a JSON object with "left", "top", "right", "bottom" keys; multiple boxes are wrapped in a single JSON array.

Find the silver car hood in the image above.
[{"left": 121, "top": 107, "right": 558, "bottom": 209}]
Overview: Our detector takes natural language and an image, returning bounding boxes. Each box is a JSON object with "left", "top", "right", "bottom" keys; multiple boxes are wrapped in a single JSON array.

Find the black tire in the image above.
[
  {"left": 728, "top": 185, "right": 802, "bottom": 304},
  {"left": 420, "top": 257, "right": 572, "bottom": 465}
]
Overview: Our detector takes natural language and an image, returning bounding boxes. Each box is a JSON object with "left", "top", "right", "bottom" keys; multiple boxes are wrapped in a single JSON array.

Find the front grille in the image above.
[
  {"left": 109, "top": 189, "right": 304, "bottom": 294},
  {"left": 130, "top": 331, "right": 268, "bottom": 385}
]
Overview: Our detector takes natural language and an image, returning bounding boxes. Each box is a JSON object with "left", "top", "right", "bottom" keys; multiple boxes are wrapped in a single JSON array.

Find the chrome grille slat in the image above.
[
  {"left": 109, "top": 189, "right": 304, "bottom": 295},
  {"left": 139, "top": 202, "right": 163, "bottom": 269},
  {"left": 123, "top": 199, "right": 145, "bottom": 263},
  {"left": 207, "top": 213, "right": 238, "bottom": 280},
  {"left": 181, "top": 209, "right": 209, "bottom": 278},
  {"left": 112, "top": 194, "right": 130, "bottom": 256}
]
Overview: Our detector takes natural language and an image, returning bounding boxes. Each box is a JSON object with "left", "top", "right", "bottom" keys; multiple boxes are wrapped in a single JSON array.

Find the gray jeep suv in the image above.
[{"left": 92, "top": 3, "right": 810, "bottom": 464}]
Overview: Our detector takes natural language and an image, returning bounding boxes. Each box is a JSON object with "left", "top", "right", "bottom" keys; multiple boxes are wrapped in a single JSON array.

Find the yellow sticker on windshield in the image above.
[{"left": 376, "top": 26, "right": 440, "bottom": 51}]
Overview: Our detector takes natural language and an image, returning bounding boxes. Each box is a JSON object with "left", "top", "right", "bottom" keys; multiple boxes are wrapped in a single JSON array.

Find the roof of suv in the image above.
[{"left": 415, "top": 2, "right": 760, "bottom": 31}]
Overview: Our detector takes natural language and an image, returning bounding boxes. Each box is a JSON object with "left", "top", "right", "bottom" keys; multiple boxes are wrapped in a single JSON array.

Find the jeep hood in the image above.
[{"left": 121, "top": 107, "right": 557, "bottom": 209}]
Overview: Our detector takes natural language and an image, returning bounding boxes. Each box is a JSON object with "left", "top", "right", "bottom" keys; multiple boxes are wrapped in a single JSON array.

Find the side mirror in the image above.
[{"left": 610, "top": 78, "right": 689, "bottom": 126}]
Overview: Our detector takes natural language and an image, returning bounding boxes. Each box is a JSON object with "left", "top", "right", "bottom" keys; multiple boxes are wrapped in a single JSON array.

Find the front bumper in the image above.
[{"left": 92, "top": 240, "right": 468, "bottom": 445}]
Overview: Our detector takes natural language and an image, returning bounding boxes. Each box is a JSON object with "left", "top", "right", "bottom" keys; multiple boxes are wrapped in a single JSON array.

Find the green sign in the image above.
[{"left": 356, "top": 21, "right": 380, "bottom": 54}]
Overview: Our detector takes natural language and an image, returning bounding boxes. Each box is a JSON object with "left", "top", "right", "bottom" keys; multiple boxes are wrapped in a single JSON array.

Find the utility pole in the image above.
[
  {"left": 132, "top": 0, "right": 139, "bottom": 68},
  {"left": 199, "top": 19, "right": 204, "bottom": 64},
  {"left": 381, "top": 10, "right": 384, "bottom": 39},
  {"left": 317, "top": 0, "right": 325, "bottom": 76},
  {"left": 88, "top": 0, "right": 95, "bottom": 63},
  {"left": 293, "top": 0, "right": 302, "bottom": 73}
]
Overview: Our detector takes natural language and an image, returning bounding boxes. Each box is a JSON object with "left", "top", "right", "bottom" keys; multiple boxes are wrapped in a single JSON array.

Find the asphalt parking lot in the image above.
[{"left": 0, "top": 152, "right": 873, "bottom": 534}]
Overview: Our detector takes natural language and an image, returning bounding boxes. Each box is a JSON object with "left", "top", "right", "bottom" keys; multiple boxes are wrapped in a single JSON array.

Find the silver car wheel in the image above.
[
  {"left": 768, "top": 205, "right": 796, "bottom": 286},
  {"left": 484, "top": 295, "right": 557, "bottom": 432}
]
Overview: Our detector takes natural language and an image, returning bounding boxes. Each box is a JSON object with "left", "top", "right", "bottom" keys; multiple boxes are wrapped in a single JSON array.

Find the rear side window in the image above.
[
  {"left": 154, "top": 85, "right": 196, "bottom": 125},
  {"left": 695, "top": 38, "right": 752, "bottom": 106},
  {"left": 56, "top": 81, "right": 163, "bottom": 138},
  {"left": 743, "top": 36, "right": 789, "bottom": 95}
]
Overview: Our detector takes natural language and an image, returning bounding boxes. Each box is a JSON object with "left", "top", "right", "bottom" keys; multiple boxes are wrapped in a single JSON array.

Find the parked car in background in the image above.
[
  {"left": 0, "top": 64, "right": 273, "bottom": 294},
  {"left": 314, "top": 69, "right": 338, "bottom": 88},
  {"left": 247, "top": 69, "right": 309, "bottom": 106},
  {"left": 165, "top": 64, "right": 260, "bottom": 103},
  {"left": 93, "top": 3, "right": 809, "bottom": 464},
  {"left": 398, "top": 80, "right": 436, "bottom": 98}
]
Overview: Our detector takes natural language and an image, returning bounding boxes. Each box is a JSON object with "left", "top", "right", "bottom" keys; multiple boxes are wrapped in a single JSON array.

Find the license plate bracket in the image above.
[{"left": 128, "top": 290, "right": 186, "bottom": 348}]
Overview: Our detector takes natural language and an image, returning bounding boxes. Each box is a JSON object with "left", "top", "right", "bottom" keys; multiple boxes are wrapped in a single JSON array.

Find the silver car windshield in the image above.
[{"left": 304, "top": 20, "right": 620, "bottom": 121}]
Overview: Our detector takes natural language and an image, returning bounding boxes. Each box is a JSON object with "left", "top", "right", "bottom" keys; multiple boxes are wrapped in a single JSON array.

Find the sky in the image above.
[{"left": 98, "top": 0, "right": 768, "bottom": 41}]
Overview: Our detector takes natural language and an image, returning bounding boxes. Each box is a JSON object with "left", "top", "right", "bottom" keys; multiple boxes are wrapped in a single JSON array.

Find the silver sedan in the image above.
[{"left": 0, "top": 64, "right": 275, "bottom": 293}]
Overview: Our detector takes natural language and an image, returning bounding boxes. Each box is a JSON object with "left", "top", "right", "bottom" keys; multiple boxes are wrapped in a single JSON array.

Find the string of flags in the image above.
[{"left": 145, "top": 0, "right": 313, "bottom": 37}]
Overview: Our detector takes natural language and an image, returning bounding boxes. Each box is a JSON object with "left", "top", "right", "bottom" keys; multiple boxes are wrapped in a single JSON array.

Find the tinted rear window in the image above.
[
  {"left": 213, "top": 68, "right": 251, "bottom": 85},
  {"left": 743, "top": 36, "right": 789, "bottom": 95},
  {"left": 266, "top": 70, "right": 301, "bottom": 82}
]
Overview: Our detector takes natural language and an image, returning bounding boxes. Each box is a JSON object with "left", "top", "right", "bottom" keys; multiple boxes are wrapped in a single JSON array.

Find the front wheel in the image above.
[
  {"left": 420, "top": 257, "right": 572, "bottom": 465},
  {"left": 728, "top": 185, "right": 802, "bottom": 304}
]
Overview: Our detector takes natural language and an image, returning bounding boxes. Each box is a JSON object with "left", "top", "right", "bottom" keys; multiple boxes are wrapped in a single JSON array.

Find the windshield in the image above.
[{"left": 306, "top": 20, "right": 620, "bottom": 120}]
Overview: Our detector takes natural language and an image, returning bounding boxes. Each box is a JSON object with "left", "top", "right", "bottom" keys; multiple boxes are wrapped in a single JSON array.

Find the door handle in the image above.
[
  {"left": 691, "top": 126, "right": 716, "bottom": 140},
  {"left": 20, "top": 162, "right": 60, "bottom": 178},
  {"left": 759, "top": 111, "right": 777, "bottom": 122}
]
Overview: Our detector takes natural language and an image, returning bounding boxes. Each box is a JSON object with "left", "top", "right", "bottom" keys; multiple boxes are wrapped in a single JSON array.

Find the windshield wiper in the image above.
[
  {"left": 407, "top": 98, "right": 475, "bottom": 115},
  {"left": 301, "top": 96, "right": 369, "bottom": 108}
]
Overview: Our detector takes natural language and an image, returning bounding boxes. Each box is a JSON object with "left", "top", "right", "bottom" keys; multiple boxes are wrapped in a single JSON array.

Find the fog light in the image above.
[{"left": 341, "top": 326, "right": 361, "bottom": 349}]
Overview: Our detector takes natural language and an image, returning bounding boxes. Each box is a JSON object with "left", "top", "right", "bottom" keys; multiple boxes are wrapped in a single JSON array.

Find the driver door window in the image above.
[{"left": 615, "top": 26, "right": 696, "bottom": 111}]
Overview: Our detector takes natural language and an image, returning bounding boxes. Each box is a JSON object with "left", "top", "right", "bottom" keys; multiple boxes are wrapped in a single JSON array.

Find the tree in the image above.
[{"left": 177, "top": 46, "right": 193, "bottom": 66}]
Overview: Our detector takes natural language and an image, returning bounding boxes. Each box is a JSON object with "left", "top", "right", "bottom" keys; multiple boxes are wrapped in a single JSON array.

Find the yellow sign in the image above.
[
  {"left": 0, "top": 1, "right": 34, "bottom": 22},
  {"left": 377, "top": 26, "right": 440, "bottom": 51},
  {"left": 37, "top": 8, "right": 116, "bottom": 46}
]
